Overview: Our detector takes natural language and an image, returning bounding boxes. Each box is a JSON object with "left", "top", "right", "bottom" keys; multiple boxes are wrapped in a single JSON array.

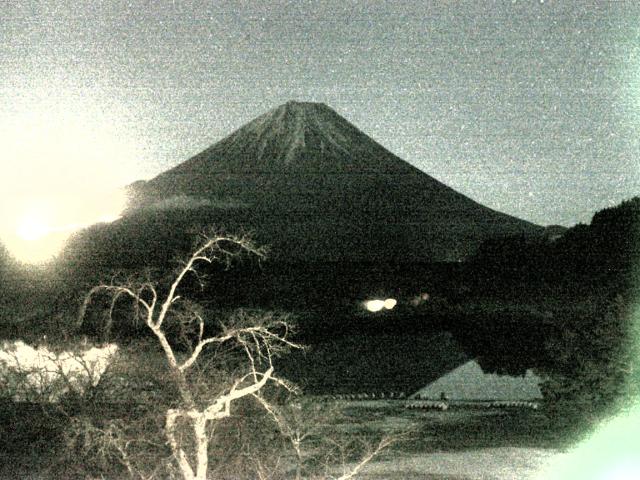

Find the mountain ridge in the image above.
[
  {"left": 119, "top": 101, "right": 540, "bottom": 263},
  {"left": 140, "top": 101, "right": 422, "bottom": 183}
]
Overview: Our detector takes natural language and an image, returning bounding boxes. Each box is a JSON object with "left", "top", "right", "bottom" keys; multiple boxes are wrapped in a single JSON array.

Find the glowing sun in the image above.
[
  {"left": 2, "top": 191, "right": 128, "bottom": 265},
  {"left": 0, "top": 91, "right": 142, "bottom": 264},
  {"left": 16, "top": 209, "right": 52, "bottom": 242}
]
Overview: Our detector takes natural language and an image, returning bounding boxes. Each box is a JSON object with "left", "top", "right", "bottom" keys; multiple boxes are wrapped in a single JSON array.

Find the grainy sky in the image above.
[{"left": 2, "top": 0, "right": 639, "bottom": 226}]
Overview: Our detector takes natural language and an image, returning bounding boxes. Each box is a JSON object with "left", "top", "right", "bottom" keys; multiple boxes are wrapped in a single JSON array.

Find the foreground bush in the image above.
[{"left": 538, "top": 293, "right": 634, "bottom": 432}]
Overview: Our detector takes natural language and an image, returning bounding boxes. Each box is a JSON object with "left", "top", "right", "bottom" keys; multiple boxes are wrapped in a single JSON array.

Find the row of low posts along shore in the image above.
[{"left": 313, "top": 392, "right": 539, "bottom": 411}]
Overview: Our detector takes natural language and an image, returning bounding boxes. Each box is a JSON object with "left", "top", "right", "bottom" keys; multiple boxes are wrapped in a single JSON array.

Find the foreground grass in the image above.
[
  {"left": 338, "top": 401, "right": 568, "bottom": 452},
  {"left": 0, "top": 396, "right": 569, "bottom": 479},
  {"left": 0, "top": 336, "right": 570, "bottom": 480}
]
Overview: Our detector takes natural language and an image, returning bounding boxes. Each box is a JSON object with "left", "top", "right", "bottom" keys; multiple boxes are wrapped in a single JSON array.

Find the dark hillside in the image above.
[{"left": 472, "top": 196, "right": 640, "bottom": 296}]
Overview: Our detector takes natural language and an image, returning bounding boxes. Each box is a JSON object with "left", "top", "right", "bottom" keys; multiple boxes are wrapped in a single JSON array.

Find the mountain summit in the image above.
[
  {"left": 125, "top": 101, "right": 539, "bottom": 262},
  {"left": 157, "top": 101, "right": 418, "bottom": 175}
]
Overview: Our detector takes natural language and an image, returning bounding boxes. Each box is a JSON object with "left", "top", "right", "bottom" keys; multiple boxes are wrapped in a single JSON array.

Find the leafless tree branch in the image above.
[{"left": 77, "top": 232, "right": 301, "bottom": 480}]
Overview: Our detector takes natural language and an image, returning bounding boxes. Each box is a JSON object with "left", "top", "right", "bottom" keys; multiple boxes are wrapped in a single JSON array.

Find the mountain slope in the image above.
[{"left": 120, "top": 101, "right": 539, "bottom": 263}]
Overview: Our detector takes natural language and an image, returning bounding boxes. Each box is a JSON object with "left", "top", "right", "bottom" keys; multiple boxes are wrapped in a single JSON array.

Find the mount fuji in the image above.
[{"left": 122, "top": 101, "right": 539, "bottom": 264}]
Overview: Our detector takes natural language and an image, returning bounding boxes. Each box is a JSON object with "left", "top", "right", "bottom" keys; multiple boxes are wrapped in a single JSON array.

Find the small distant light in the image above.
[
  {"left": 410, "top": 292, "right": 430, "bottom": 307},
  {"left": 364, "top": 298, "right": 397, "bottom": 312},
  {"left": 364, "top": 300, "right": 385, "bottom": 312}
]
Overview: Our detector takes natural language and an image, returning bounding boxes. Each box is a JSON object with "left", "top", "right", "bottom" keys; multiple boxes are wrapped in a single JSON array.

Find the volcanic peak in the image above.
[
  {"left": 120, "top": 101, "right": 541, "bottom": 262},
  {"left": 160, "top": 100, "right": 416, "bottom": 176}
]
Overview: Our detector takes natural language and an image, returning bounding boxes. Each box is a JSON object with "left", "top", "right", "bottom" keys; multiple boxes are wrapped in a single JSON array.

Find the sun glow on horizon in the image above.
[
  {"left": 1, "top": 190, "right": 128, "bottom": 264},
  {"left": 16, "top": 207, "right": 53, "bottom": 242},
  {"left": 0, "top": 89, "right": 141, "bottom": 264}
]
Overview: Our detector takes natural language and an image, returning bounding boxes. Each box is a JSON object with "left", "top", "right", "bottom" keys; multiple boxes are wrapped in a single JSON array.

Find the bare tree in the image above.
[
  {"left": 77, "top": 231, "right": 396, "bottom": 480},
  {"left": 79, "top": 232, "right": 301, "bottom": 480},
  {"left": 251, "top": 396, "right": 401, "bottom": 480}
]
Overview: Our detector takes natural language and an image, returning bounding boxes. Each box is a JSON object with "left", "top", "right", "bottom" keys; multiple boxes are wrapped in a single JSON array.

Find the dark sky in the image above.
[{"left": 2, "top": 0, "right": 639, "bottom": 226}]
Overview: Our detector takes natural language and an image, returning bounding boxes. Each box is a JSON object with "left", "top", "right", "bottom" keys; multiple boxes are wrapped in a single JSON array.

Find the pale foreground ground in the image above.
[
  {"left": 340, "top": 447, "right": 566, "bottom": 480},
  {"left": 328, "top": 400, "right": 575, "bottom": 480},
  {"left": 334, "top": 400, "right": 640, "bottom": 480}
]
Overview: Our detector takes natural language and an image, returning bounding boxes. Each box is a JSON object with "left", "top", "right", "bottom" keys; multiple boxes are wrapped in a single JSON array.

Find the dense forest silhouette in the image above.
[{"left": 1, "top": 197, "right": 638, "bottom": 426}]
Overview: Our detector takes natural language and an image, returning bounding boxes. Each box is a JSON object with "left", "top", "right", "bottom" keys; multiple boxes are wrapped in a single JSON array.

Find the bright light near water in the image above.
[
  {"left": 0, "top": 87, "right": 142, "bottom": 264},
  {"left": 365, "top": 300, "right": 385, "bottom": 312},
  {"left": 0, "top": 340, "right": 118, "bottom": 402},
  {"left": 364, "top": 298, "right": 397, "bottom": 312}
]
